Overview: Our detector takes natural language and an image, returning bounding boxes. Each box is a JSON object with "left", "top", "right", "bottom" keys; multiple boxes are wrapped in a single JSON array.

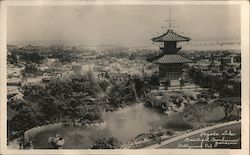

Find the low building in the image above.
[
  {"left": 222, "top": 54, "right": 241, "bottom": 65},
  {"left": 196, "top": 59, "right": 221, "bottom": 73}
]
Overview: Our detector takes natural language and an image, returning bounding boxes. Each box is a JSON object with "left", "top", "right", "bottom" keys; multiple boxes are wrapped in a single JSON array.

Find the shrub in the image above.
[{"left": 91, "top": 137, "right": 122, "bottom": 149}]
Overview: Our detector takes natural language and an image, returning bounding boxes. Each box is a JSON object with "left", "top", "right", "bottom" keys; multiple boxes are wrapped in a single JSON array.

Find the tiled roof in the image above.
[
  {"left": 153, "top": 54, "right": 193, "bottom": 64},
  {"left": 152, "top": 29, "right": 190, "bottom": 42}
]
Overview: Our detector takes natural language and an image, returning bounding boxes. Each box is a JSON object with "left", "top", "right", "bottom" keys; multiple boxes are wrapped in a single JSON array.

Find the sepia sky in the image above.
[{"left": 7, "top": 5, "right": 241, "bottom": 46}]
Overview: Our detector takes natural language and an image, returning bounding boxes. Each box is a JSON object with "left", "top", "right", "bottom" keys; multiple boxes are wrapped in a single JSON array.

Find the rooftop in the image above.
[
  {"left": 153, "top": 54, "right": 192, "bottom": 64},
  {"left": 152, "top": 29, "right": 190, "bottom": 42}
]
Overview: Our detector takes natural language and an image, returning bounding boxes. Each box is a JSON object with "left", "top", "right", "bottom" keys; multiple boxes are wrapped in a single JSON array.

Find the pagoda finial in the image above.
[{"left": 165, "top": 8, "right": 175, "bottom": 30}]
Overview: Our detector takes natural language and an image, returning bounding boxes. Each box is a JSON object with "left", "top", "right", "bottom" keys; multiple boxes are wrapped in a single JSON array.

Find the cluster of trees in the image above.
[
  {"left": 21, "top": 63, "right": 42, "bottom": 77},
  {"left": 8, "top": 73, "right": 142, "bottom": 138},
  {"left": 7, "top": 45, "right": 82, "bottom": 66},
  {"left": 91, "top": 137, "right": 122, "bottom": 149},
  {"left": 8, "top": 50, "right": 46, "bottom": 65},
  {"left": 98, "top": 75, "right": 143, "bottom": 110},
  {"left": 7, "top": 52, "right": 19, "bottom": 65},
  {"left": 48, "top": 49, "right": 80, "bottom": 63},
  {"left": 9, "top": 74, "right": 102, "bottom": 137},
  {"left": 20, "top": 51, "right": 46, "bottom": 64},
  {"left": 188, "top": 67, "right": 241, "bottom": 97},
  {"left": 106, "top": 81, "right": 136, "bottom": 109},
  {"left": 182, "top": 97, "right": 241, "bottom": 128},
  {"left": 143, "top": 92, "right": 191, "bottom": 113}
]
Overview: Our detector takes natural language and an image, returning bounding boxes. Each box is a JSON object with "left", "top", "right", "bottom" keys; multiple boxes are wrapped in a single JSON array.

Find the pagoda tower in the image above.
[{"left": 151, "top": 10, "right": 192, "bottom": 88}]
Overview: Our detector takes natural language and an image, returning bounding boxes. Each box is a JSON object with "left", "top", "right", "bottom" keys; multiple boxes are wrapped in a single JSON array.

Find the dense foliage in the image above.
[
  {"left": 7, "top": 45, "right": 83, "bottom": 65},
  {"left": 8, "top": 73, "right": 141, "bottom": 137},
  {"left": 91, "top": 137, "right": 122, "bottom": 149},
  {"left": 8, "top": 48, "right": 45, "bottom": 64},
  {"left": 20, "top": 52, "right": 45, "bottom": 64},
  {"left": 188, "top": 67, "right": 241, "bottom": 97},
  {"left": 143, "top": 91, "right": 193, "bottom": 114},
  {"left": 106, "top": 79, "right": 138, "bottom": 109},
  {"left": 21, "top": 63, "right": 42, "bottom": 77},
  {"left": 48, "top": 49, "right": 79, "bottom": 63}
]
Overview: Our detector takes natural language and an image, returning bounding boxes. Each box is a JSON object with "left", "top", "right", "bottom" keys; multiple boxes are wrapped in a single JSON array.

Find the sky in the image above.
[{"left": 7, "top": 5, "right": 241, "bottom": 46}]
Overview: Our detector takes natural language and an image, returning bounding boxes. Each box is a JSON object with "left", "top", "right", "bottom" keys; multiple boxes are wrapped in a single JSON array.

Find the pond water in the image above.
[{"left": 33, "top": 103, "right": 225, "bottom": 149}]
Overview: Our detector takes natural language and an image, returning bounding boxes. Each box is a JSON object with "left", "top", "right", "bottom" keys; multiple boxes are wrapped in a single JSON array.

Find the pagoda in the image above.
[{"left": 151, "top": 10, "right": 192, "bottom": 88}]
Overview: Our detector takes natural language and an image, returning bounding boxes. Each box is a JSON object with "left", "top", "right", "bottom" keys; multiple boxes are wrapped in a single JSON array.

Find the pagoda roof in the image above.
[
  {"left": 152, "top": 29, "right": 190, "bottom": 42},
  {"left": 153, "top": 54, "right": 192, "bottom": 64}
]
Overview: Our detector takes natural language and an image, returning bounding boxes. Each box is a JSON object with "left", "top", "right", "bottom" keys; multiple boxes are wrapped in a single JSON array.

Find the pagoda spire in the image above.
[
  {"left": 151, "top": 9, "right": 190, "bottom": 54},
  {"left": 165, "top": 8, "right": 175, "bottom": 30}
]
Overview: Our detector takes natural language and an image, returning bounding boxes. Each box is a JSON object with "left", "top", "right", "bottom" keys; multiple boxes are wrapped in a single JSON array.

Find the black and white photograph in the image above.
[{"left": 0, "top": 0, "right": 249, "bottom": 154}]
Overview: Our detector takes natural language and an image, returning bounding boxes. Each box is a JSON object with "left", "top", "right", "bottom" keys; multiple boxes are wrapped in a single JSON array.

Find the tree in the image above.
[
  {"left": 9, "top": 105, "right": 46, "bottom": 133},
  {"left": 149, "top": 72, "right": 159, "bottom": 86},
  {"left": 20, "top": 51, "right": 45, "bottom": 64},
  {"left": 188, "top": 66, "right": 240, "bottom": 97},
  {"left": 7, "top": 52, "right": 19, "bottom": 64},
  {"left": 133, "top": 77, "right": 150, "bottom": 98},
  {"left": 107, "top": 80, "right": 136, "bottom": 108},
  {"left": 22, "top": 63, "right": 40, "bottom": 77}
]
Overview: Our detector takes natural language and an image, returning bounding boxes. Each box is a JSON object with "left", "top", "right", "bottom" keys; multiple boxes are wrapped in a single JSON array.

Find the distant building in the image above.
[
  {"left": 196, "top": 59, "right": 221, "bottom": 73},
  {"left": 44, "top": 58, "right": 58, "bottom": 66},
  {"left": 72, "top": 62, "right": 93, "bottom": 75},
  {"left": 72, "top": 62, "right": 83, "bottom": 74},
  {"left": 222, "top": 55, "right": 241, "bottom": 66}
]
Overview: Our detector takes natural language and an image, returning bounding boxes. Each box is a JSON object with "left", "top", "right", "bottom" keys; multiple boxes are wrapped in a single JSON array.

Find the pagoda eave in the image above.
[
  {"left": 151, "top": 38, "right": 190, "bottom": 43},
  {"left": 151, "top": 29, "right": 191, "bottom": 43},
  {"left": 152, "top": 54, "right": 193, "bottom": 64}
]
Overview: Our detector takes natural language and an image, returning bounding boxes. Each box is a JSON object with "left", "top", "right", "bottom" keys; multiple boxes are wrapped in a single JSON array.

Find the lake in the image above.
[{"left": 32, "top": 103, "right": 225, "bottom": 149}]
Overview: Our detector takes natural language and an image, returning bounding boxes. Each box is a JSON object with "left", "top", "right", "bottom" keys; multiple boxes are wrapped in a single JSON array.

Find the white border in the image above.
[{"left": 0, "top": 1, "right": 249, "bottom": 155}]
